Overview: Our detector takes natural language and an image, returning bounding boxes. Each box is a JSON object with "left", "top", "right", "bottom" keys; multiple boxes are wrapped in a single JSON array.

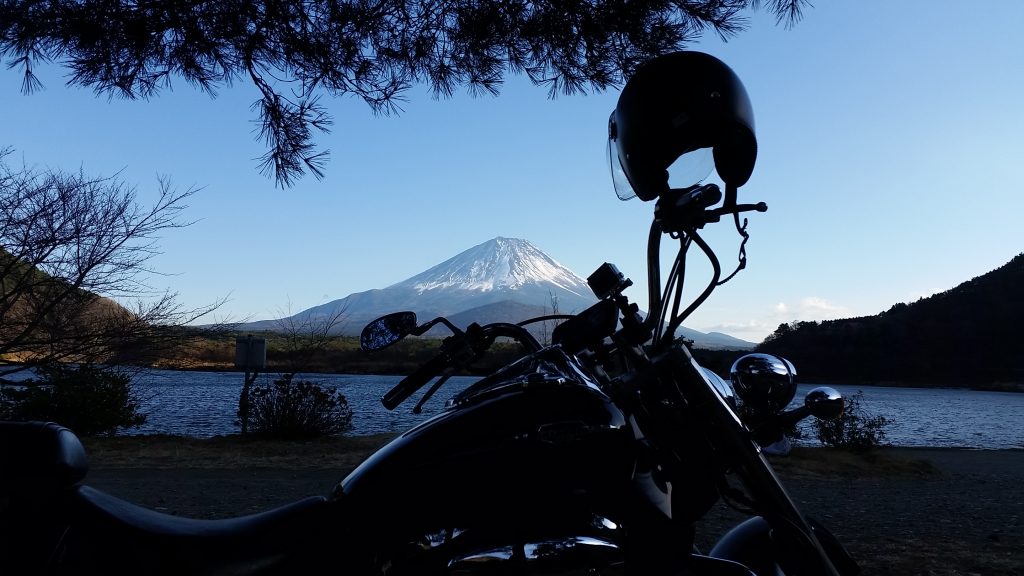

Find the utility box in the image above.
[{"left": 234, "top": 337, "right": 267, "bottom": 370}]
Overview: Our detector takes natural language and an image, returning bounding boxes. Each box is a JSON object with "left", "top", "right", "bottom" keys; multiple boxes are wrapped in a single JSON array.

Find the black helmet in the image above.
[
  {"left": 608, "top": 51, "right": 757, "bottom": 201},
  {"left": 730, "top": 353, "right": 797, "bottom": 413}
]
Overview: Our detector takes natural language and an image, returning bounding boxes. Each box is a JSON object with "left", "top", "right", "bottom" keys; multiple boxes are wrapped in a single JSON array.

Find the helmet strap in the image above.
[{"left": 718, "top": 183, "right": 749, "bottom": 285}]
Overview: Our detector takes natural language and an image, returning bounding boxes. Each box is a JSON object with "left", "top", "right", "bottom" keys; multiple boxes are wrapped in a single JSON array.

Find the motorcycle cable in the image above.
[
  {"left": 667, "top": 238, "right": 691, "bottom": 334},
  {"left": 646, "top": 205, "right": 696, "bottom": 349},
  {"left": 652, "top": 237, "right": 689, "bottom": 349},
  {"left": 656, "top": 186, "right": 768, "bottom": 350},
  {"left": 650, "top": 241, "right": 675, "bottom": 348},
  {"left": 658, "top": 230, "right": 721, "bottom": 353},
  {"left": 648, "top": 183, "right": 737, "bottom": 350},
  {"left": 643, "top": 182, "right": 766, "bottom": 351},
  {"left": 516, "top": 314, "right": 575, "bottom": 327},
  {"left": 642, "top": 220, "right": 664, "bottom": 340}
]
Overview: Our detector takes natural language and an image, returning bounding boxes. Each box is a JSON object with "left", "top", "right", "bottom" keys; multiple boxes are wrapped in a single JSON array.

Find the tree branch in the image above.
[{"left": 0, "top": 0, "right": 808, "bottom": 186}]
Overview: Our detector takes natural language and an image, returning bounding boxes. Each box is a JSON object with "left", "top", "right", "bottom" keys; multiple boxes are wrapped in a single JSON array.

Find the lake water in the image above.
[{"left": 105, "top": 370, "right": 1023, "bottom": 449}]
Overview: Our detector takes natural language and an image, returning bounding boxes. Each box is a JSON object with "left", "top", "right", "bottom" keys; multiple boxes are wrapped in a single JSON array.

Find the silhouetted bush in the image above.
[
  {"left": 0, "top": 363, "right": 145, "bottom": 436},
  {"left": 239, "top": 373, "right": 353, "bottom": 439},
  {"left": 812, "top": 391, "right": 892, "bottom": 452}
]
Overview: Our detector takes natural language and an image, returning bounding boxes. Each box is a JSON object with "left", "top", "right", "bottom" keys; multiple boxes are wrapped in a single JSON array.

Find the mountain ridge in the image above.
[
  {"left": 233, "top": 237, "right": 756, "bottom": 350},
  {"left": 757, "top": 253, "right": 1024, "bottom": 388}
]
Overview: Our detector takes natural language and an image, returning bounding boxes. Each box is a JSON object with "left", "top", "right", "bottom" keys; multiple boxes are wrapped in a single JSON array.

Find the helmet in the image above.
[
  {"left": 608, "top": 51, "right": 757, "bottom": 201},
  {"left": 730, "top": 353, "right": 797, "bottom": 412}
]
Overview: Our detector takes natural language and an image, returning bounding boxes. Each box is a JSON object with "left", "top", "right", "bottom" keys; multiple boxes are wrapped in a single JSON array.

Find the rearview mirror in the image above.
[{"left": 361, "top": 312, "right": 419, "bottom": 351}]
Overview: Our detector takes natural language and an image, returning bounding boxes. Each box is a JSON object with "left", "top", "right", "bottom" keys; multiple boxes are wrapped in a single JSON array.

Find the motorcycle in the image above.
[{"left": 0, "top": 51, "right": 860, "bottom": 575}]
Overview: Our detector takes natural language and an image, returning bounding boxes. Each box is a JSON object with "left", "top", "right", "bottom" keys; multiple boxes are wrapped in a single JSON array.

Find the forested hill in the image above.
[{"left": 756, "top": 254, "right": 1024, "bottom": 391}]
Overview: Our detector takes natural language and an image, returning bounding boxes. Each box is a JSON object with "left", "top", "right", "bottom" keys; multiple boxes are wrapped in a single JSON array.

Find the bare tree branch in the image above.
[
  {"left": 272, "top": 298, "right": 349, "bottom": 374},
  {"left": 0, "top": 149, "right": 224, "bottom": 377},
  {"left": 0, "top": 0, "right": 807, "bottom": 187}
]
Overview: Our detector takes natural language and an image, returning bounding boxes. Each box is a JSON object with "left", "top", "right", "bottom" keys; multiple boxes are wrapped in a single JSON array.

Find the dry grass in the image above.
[
  {"left": 83, "top": 433, "right": 396, "bottom": 470},
  {"left": 766, "top": 446, "right": 942, "bottom": 479}
]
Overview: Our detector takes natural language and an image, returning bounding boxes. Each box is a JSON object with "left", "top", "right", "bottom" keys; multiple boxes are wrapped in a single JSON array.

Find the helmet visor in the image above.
[
  {"left": 608, "top": 132, "right": 635, "bottom": 201},
  {"left": 608, "top": 136, "right": 716, "bottom": 201},
  {"left": 667, "top": 147, "right": 715, "bottom": 190}
]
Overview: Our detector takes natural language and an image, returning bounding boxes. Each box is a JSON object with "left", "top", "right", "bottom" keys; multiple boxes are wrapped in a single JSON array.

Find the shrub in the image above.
[
  {"left": 0, "top": 363, "right": 146, "bottom": 436},
  {"left": 239, "top": 373, "right": 353, "bottom": 439},
  {"left": 812, "top": 390, "right": 893, "bottom": 451}
]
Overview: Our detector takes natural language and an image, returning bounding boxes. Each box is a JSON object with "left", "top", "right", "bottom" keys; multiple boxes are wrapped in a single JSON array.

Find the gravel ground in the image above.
[
  {"left": 84, "top": 442, "right": 1023, "bottom": 575},
  {"left": 694, "top": 448, "right": 1024, "bottom": 575}
]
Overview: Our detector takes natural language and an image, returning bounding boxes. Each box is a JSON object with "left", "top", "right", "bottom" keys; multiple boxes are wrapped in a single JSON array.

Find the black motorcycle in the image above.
[{"left": 0, "top": 51, "right": 860, "bottom": 575}]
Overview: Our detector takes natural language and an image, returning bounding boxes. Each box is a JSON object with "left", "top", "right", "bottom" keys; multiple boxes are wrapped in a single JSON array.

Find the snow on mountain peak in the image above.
[{"left": 392, "top": 237, "right": 591, "bottom": 297}]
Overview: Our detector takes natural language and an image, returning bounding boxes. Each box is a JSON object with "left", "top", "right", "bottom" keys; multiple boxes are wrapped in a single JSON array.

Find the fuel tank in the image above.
[{"left": 336, "top": 347, "right": 634, "bottom": 533}]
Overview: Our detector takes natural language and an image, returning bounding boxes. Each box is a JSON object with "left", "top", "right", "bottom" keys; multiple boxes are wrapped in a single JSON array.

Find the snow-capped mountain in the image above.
[
  {"left": 234, "top": 237, "right": 754, "bottom": 349},
  {"left": 384, "top": 237, "right": 596, "bottom": 315},
  {"left": 236, "top": 238, "right": 595, "bottom": 334},
  {"left": 395, "top": 237, "right": 589, "bottom": 295}
]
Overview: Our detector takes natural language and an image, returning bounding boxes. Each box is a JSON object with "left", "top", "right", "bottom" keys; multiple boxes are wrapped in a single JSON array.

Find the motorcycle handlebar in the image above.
[
  {"left": 777, "top": 406, "right": 811, "bottom": 430},
  {"left": 380, "top": 319, "right": 541, "bottom": 411},
  {"left": 483, "top": 322, "right": 543, "bottom": 353},
  {"left": 382, "top": 352, "right": 450, "bottom": 410}
]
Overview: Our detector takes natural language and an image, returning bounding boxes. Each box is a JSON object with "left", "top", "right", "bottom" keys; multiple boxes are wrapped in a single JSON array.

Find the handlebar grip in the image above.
[{"left": 382, "top": 352, "right": 450, "bottom": 411}]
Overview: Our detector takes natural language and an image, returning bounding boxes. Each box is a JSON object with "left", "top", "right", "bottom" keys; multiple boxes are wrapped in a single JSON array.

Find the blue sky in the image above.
[{"left": 2, "top": 1, "right": 1022, "bottom": 343}]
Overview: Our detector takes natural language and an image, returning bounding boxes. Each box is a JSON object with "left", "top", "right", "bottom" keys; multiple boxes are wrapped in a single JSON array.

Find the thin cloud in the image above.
[
  {"left": 701, "top": 296, "right": 854, "bottom": 343},
  {"left": 794, "top": 297, "right": 851, "bottom": 320},
  {"left": 701, "top": 320, "right": 775, "bottom": 338}
]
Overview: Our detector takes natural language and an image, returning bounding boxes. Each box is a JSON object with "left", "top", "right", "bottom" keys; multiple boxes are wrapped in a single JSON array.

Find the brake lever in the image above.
[
  {"left": 407, "top": 324, "right": 491, "bottom": 412},
  {"left": 413, "top": 373, "right": 453, "bottom": 414},
  {"left": 704, "top": 201, "right": 768, "bottom": 222}
]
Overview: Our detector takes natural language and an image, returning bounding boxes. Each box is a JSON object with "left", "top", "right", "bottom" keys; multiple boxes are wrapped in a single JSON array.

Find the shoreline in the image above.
[
  {"left": 805, "top": 379, "right": 1024, "bottom": 394},
  {"left": 5, "top": 360, "right": 1023, "bottom": 394}
]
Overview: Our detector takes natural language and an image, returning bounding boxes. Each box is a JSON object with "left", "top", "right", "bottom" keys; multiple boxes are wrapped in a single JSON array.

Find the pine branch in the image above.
[{"left": 0, "top": 0, "right": 809, "bottom": 186}]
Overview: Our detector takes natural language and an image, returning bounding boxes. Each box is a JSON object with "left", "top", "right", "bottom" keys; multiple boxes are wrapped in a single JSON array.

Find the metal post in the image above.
[{"left": 235, "top": 335, "right": 265, "bottom": 435}]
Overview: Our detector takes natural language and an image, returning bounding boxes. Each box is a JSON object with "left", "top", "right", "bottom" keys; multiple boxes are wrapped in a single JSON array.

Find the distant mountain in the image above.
[
  {"left": 0, "top": 246, "right": 137, "bottom": 364},
  {"left": 234, "top": 237, "right": 755, "bottom": 350},
  {"left": 757, "top": 253, "right": 1024, "bottom": 389},
  {"left": 698, "top": 331, "right": 760, "bottom": 351}
]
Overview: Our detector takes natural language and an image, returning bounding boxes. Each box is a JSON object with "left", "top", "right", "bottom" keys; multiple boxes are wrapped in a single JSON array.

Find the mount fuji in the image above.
[{"left": 235, "top": 237, "right": 754, "bottom": 350}]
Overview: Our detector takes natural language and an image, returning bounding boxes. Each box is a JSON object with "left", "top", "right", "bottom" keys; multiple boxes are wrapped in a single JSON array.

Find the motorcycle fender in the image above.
[
  {"left": 708, "top": 516, "right": 779, "bottom": 576},
  {"left": 709, "top": 516, "right": 860, "bottom": 576}
]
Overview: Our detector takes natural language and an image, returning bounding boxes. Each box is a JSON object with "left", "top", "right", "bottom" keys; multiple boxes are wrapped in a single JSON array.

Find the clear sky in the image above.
[{"left": 2, "top": 1, "right": 1022, "bottom": 343}]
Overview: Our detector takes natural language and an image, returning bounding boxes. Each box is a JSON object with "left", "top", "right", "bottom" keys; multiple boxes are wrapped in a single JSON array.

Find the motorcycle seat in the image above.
[
  {"left": 74, "top": 484, "right": 327, "bottom": 539},
  {"left": 67, "top": 485, "right": 331, "bottom": 573},
  {"left": 0, "top": 420, "right": 89, "bottom": 494}
]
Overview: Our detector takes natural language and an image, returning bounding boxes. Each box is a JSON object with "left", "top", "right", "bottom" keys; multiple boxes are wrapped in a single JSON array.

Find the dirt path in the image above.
[
  {"left": 696, "top": 449, "right": 1024, "bottom": 575},
  {"left": 85, "top": 444, "right": 1023, "bottom": 575}
]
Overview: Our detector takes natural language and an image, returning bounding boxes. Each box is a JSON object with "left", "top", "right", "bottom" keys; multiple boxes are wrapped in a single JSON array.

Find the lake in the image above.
[{"left": 111, "top": 369, "right": 1023, "bottom": 449}]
